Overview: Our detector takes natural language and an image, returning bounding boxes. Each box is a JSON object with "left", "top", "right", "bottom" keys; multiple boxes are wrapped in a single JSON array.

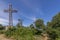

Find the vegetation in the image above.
[
  {"left": 5, "top": 27, "right": 35, "bottom": 40},
  {"left": 0, "top": 12, "right": 60, "bottom": 40},
  {"left": 34, "top": 19, "right": 45, "bottom": 29}
]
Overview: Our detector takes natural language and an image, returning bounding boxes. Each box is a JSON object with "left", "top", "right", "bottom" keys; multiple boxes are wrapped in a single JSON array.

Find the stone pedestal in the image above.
[{"left": 5, "top": 26, "right": 9, "bottom": 30}]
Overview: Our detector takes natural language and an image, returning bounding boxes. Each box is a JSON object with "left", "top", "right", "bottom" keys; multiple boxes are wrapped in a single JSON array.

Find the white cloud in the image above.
[
  {"left": 0, "top": 18, "right": 8, "bottom": 25},
  {"left": 30, "top": 17, "right": 36, "bottom": 21},
  {"left": 0, "top": 18, "right": 18, "bottom": 26},
  {"left": 0, "top": 1, "right": 8, "bottom": 25},
  {"left": 20, "top": 13, "right": 37, "bottom": 21}
]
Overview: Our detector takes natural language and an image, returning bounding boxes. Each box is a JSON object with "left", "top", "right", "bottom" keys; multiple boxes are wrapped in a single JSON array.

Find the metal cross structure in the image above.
[
  {"left": 4, "top": 4, "right": 17, "bottom": 27},
  {"left": 18, "top": 19, "right": 23, "bottom": 27}
]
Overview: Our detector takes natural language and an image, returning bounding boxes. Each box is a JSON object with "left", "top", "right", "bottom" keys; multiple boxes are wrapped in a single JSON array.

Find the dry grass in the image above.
[
  {"left": 0, "top": 34, "right": 49, "bottom": 40},
  {"left": 0, "top": 34, "right": 14, "bottom": 40},
  {"left": 34, "top": 35, "right": 42, "bottom": 40}
]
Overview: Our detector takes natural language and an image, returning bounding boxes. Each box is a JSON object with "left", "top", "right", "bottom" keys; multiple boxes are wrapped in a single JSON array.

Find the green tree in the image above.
[
  {"left": 45, "top": 27, "right": 58, "bottom": 40},
  {"left": 47, "top": 13, "right": 60, "bottom": 28},
  {"left": 30, "top": 19, "right": 45, "bottom": 35},
  {"left": 46, "top": 13, "right": 60, "bottom": 40},
  {"left": 34, "top": 19, "right": 45, "bottom": 29}
]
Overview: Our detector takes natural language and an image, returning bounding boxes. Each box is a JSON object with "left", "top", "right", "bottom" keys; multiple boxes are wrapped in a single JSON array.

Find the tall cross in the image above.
[{"left": 4, "top": 4, "right": 17, "bottom": 27}]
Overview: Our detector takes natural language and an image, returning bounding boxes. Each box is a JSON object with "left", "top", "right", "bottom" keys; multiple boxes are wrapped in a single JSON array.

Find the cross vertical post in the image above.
[{"left": 4, "top": 4, "right": 17, "bottom": 28}]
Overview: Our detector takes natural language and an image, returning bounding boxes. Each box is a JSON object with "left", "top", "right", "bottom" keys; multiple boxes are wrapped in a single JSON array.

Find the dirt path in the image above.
[{"left": 0, "top": 34, "right": 13, "bottom": 40}]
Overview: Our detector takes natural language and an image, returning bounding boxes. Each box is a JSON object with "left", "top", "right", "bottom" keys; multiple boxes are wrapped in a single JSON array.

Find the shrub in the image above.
[
  {"left": 0, "top": 30, "right": 5, "bottom": 34},
  {"left": 5, "top": 27, "right": 35, "bottom": 40}
]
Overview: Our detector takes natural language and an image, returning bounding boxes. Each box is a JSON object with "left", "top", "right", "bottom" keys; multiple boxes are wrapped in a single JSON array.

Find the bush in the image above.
[
  {"left": 5, "top": 27, "right": 35, "bottom": 40},
  {"left": 0, "top": 30, "right": 5, "bottom": 34},
  {"left": 5, "top": 27, "right": 16, "bottom": 37}
]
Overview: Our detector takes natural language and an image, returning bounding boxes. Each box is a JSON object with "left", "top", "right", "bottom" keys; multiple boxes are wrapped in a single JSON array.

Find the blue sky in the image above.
[{"left": 0, "top": 0, "right": 60, "bottom": 26}]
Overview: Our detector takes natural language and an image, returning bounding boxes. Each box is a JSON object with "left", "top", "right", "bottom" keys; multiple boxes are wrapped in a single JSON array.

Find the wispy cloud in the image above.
[
  {"left": 19, "top": 12, "right": 36, "bottom": 21},
  {"left": 19, "top": 0, "right": 43, "bottom": 21},
  {"left": 0, "top": 18, "right": 8, "bottom": 25},
  {"left": 0, "top": 18, "right": 18, "bottom": 26},
  {"left": 0, "top": 1, "right": 8, "bottom": 25}
]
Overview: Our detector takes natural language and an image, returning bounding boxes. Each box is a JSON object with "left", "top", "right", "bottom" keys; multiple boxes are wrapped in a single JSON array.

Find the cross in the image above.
[
  {"left": 18, "top": 19, "right": 23, "bottom": 27},
  {"left": 4, "top": 4, "right": 17, "bottom": 27}
]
